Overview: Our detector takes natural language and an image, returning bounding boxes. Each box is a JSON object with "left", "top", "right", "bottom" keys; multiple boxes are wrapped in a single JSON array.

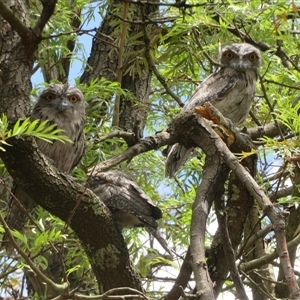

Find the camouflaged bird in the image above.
[
  {"left": 165, "top": 43, "right": 262, "bottom": 177},
  {"left": 87, "top": 170, "right": 173, "bottom": 257},
  {"left": 4, "top": 84, "right": 86, "bottom": 249}
]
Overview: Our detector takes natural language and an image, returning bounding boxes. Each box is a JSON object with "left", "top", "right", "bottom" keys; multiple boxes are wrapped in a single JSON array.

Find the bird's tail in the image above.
[{"left": 165, "top": 144, "right": 193, "bottom": 177}]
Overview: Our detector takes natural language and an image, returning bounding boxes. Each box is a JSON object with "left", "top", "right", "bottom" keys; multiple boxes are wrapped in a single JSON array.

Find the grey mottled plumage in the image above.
[
  {"left": 31, "top": 84, "right": 86, "bottom": 173},
  {"left": 165, "top": 43, "right": 262, "bottom": 177},
  {"left": 4, "top": 84, "right": 86, "bottom": 247},
  {"left": 87, "top": 170, "right": 173, "bottom": 256}
]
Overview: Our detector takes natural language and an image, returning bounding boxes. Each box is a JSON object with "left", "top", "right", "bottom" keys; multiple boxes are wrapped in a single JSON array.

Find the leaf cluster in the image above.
[{"left": 0, "top": 115, "right": 71, "bottom": 152}]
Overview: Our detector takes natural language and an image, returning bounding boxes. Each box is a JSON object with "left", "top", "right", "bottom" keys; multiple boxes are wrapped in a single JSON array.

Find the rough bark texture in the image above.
[
  {"left": 0, "top": 1, "right": 32, "bottom": 119},
  {"left": 275, "top": 166, "right": 300, "bottom": 298},
  {"left": 208, "top": 155, "right": 256, "bottom": 297},
  {"left": 0, "top": 137, "right": 142, "bottom": 293},
  {"left": 190, "top": 154, "right": 228, "bottom": 300},
  {"left": 80, "top": 0, "right": 157, "bottom": 145},
  {"left": 244, "top": 206, "right": 276, "bottom": 300}
]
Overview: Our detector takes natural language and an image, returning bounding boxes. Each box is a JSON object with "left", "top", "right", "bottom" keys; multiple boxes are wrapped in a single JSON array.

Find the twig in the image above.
[
  {"left": 263, "top": 79, "right": 300, "bottom": 90},
  {"left": 142, "top": 18, "right": 184, "bottom": 107},
  {"left": 191, "top": 28, "right": 219, "bottom": 67},
  {"left": 120, "top": 0, "right": 213, "bottom": 8},
  {"left": 259, "top": 76, "right": 285, "bottom": 140},
  {"left": 237, "top": 224, "right": 273, "bottom": 259},
  {"left": 269, "top": 186, "right": 293, "bottom": 201},
  {"left": 0, "top": 180, "right": 38, "bottom": 231},
  {"left": 94, "top": 131, "right": 135, "bottom": 144},
  {"left": 239, "top": 269, "right": 277, "bottom": 300},
  {"left": 112, "top": 2, "right": 129, "bottom": 127},
  {"left": 0, "top": 211, "right": 68, "bottom": 295},
  {"left": 164, "top": 247, "right": 193, "bottom": 300},
  {"left": 110, "top": 13, "right": 177, "bottom": 25},
  {"left": 74, "top": 287, "right": 150, "bottom": 299},
  {"left": 91, "top": 130, "right": 172, "bottom": 174},
  {"left": 240, "top": 232, "right": 300, "bottom": 274}
]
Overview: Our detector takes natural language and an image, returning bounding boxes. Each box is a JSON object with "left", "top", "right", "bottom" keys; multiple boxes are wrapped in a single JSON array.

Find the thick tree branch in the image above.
[
  {"left": 33, "top": 0, "right": 57, "bottom": 37},
  {"left": 0, "top": 0, "right": 32, "bottom": 41},
  {"left": 0, "top": 137, "right": 143, "bottom": 293},
  {"left": 247, "top": 122, "right": 286, "bottom": 140},
  {"left": 165, "top": 106, "right": 299, "bottom": 299},
  {"left": 217, "top": 211, "right": 249, "bottom": 300},
  {"left": 240, "top": 233, "right": 300, "bottom": 273},
  {"left": 189, "top": 150, "right": 228, "bottom": 299},
  {"left": 92, "top": 131, "right": 173, "bottom": 173},
  {"left": 211, "top": 126, "right": 300, "bottom": 298}
]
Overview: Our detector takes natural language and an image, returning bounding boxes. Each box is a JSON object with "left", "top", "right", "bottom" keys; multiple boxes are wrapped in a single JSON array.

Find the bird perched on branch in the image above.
[
  {"left": 87, "top": 170, "right": 173, "bottom": 257},
  {"left": 31, "top": 84, "right": 86, "bottom": 173},
  {"left": 4, "top": 84, "right": 86, "bottom": 246},
  {"left": 165, "top": 43, "right": 262, "bottom": 177}
]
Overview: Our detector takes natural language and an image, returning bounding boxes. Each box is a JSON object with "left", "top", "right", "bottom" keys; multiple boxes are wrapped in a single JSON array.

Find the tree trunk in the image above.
[{"left": 80, "top": 0, "right": 158, "bottom": 145}]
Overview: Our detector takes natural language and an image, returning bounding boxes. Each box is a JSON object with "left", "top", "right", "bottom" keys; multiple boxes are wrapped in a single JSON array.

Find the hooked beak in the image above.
[{"left": 52, "top": 100, "right": 73, "bottom": 111}]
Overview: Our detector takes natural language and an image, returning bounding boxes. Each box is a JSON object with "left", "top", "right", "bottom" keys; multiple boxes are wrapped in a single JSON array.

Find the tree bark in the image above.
[
  {"left": 0, "top": 0, "right": 32, "bottom": 119},
  {"left": 80, "top": 0, "right": 158, "bottom": 145},
  {"left": 0, "top": 137, "right": 143, "bottom": 293}
]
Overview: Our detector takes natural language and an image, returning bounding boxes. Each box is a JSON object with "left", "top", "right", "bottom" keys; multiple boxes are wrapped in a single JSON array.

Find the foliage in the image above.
[
  {"left": 0, "top": 114, "right": 72, "bottom": 151},
  {"left": 2, "top": 0, "right": 300, "bottom": 299}
]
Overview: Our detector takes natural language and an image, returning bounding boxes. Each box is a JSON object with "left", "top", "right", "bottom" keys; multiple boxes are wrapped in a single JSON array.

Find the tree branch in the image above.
[
  {"left": 213, "top": 126, "right": 300, "bottom": 297},
  {"left": 33, "top": 0, "right": 57, "bottom": 36},
  {"left": 0, "top": 136, "right": 143, "bottom": 292},
  {"left": 0, "top": 0, "right": 32, "bottom": 41},
  {"left": 94, "top": 131, "right": 135, "bottom": 144},
  {"left": 143, "top": 22, "right": 184, "bottom": 107},
  {"left": 74, "top": 287, "right": 150, "bottom": 299},
  {"left": 164, "top": 247, "right": 193, "bottom": 300},
  {"left": 92, "top": 131, "right": 173, "bottom": 173},
  {"left": 0, "top": 210, "right": 68, "bottom": 295},
  {"left": 217, "top": 210, "right": 249, "bottom": 300}
]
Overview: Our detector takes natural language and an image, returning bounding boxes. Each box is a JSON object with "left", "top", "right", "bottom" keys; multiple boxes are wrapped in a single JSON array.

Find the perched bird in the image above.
[
  {"left": 87, "top": 170, "right": 173, "bottom": 257},
  {"left": 31, "top": 84, "right": 86, "bottom": 173},
  {"left": 4, "top": 84, "right": 86, "bottom": 240},
  {"left": 165, "top": 43, "right": 262, "bottom": 177}
]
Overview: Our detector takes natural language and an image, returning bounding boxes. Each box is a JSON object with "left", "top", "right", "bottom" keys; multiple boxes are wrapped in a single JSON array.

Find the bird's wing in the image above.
[
  {"left": 183, "top": 68, "right": 240, "bottom": 112},
  {"left": 88, "top": 170, "right": 162, "bottom": 229},
  {"left": 69, "top": 121, "right": 86, "bottom": 171},
  {"left": 165, "top": 144, "right": 193, "bottom": 178}
]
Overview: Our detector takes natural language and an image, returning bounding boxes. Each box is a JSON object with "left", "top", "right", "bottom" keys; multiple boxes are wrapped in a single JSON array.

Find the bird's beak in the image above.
[
  {"left": 53, "top": 100, "right": 73, "bottom": 111},
  {"left": 235, "top": 58, "right": 247, "bottom": 71}
]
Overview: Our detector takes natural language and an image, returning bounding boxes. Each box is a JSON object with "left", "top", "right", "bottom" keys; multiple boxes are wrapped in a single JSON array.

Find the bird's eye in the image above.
[
  {"left": 69, "top": 95, "right": 78, "bottom": 103},
  {"left": 46, "top": 94, "right": 55, "bottom": 101},
  {"left": 225, "top": 51, "right": 234, "bottom": 60},
  {"left": 248, "top": 53, "right": 257, "bottom": 61}
]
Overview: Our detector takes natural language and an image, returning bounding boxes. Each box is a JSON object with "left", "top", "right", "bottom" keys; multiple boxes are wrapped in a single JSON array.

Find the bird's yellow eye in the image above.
[
  {"left": 46, "top": 94, "right": 55, "bottom": 101},
  {"left": 69, "top": 95, "right": 78, "bottom": 103},
  {"left": 225, "top": 51, "right": 234, "bottom": 60},
  {"left": 248, "top": 53, "right": 257, "bottom": 61}
]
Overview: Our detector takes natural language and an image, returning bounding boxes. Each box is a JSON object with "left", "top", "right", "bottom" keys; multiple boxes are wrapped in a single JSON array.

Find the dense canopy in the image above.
[{"left": 1, "top": 1, "right": 300, "bottom": 300}]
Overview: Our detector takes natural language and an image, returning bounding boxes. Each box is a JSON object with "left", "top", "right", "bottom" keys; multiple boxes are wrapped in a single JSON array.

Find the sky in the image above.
[{"left": 31, "top": 3, "right": 99, "bottom": 87}]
